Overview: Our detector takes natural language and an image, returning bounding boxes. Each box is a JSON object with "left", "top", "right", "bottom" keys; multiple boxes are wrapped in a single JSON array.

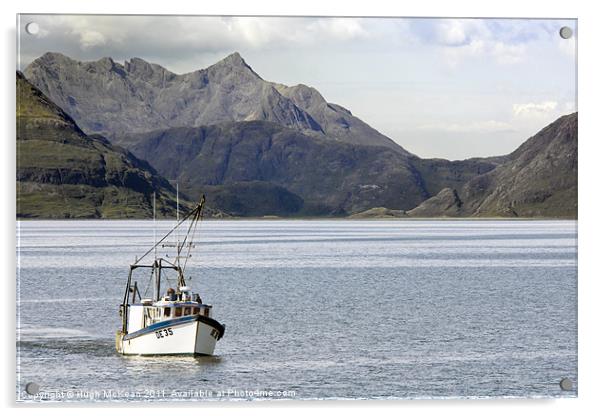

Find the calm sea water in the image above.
[{"left": 16, "top": 220, "right": 577, "bottom": 402}]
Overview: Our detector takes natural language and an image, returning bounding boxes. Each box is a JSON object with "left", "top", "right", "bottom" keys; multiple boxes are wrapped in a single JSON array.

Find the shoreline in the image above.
[{"left": 15, "top": 216, "right": 578, "bottom": 221}]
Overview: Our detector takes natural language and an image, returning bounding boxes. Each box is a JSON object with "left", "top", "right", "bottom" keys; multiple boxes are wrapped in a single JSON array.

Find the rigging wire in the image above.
[
  {"left": 153, "top": 192, "right": 157, "bottom": 262},
  {"left": 142, "top": 267, "right": 155, "bottom": 298},
  {"left": 183, "top": 208, "right": 202, "bottom": 273},
  {"left": 133, "top": 200, "right": 201, "bottom": 266}
]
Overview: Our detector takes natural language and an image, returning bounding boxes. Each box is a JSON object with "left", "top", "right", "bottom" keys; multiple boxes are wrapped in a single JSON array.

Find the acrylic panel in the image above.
[{"left": 16, "top": 14, "right": 577, "bottom": 402}]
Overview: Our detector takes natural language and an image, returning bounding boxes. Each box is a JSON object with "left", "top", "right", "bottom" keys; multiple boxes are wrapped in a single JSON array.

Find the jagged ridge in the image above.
[{"left": 24, "top": 52, "right": 403, "bottom": 153}]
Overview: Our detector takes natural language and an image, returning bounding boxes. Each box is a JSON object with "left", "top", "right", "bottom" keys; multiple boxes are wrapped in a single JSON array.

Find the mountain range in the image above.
[
  {"left": 24, "top": 52, "right": 402, "bottom": 152},
  {"left": 18, "top": 52, "right": 577, "bottom": 218}
]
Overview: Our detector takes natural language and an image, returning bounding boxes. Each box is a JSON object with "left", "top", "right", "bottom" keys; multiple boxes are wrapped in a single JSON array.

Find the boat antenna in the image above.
[
  {"left": 153, "top": 192, "right": 157, "bottom": 262},
  {"left": 176, "top": 183, "right": 180, "bottom": 268}
]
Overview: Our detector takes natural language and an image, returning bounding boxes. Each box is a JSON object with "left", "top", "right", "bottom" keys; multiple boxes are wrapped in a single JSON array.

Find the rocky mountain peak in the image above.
[
  {"left": 26, "top": 52, "right": 76, "bottom": 76},
  {"left": 36, "top": 51, "right": 72, "bottom": 65},
  {"left": 207, "top": 51, "right": 261, "bottom": 79},
  {"left": 222, "top": 51, "right": 245, "bottom": 65}
]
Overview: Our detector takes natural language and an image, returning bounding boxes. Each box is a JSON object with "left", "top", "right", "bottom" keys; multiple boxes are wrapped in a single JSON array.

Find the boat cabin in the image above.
[{"left": 126, "top": 286, "right": 213, "bottom": 333}]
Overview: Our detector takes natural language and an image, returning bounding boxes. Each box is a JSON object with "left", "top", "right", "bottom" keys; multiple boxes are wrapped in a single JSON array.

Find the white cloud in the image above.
[
  {"left": 309, "top": 18, "right": 369, "bottom": 41},
  {"left": 511, "top": 100, "right": 575, "bottom": 135},
  {"left": 443, "top": 39, "right": 527, "bottom": 67},
  {"left": 430, "top": 19, "right": 555, "bottom": 66},
  {"left": 513, "top": 101, "right": 558, "bottom": 118},
  {"left": 434, "top": 19, "right": 485, "bottom": 46},
  {"left": 20, "top": 16, "right": 564, "bottom": 72},
  {"left": 443, "top": 36, "right": 527, "bottom": 66},
  {"left": 34, "top": 15, "right": 372, "bottom": 56},
  {"left": 78, "top": 30, "right": 106, "bottom": 49}
]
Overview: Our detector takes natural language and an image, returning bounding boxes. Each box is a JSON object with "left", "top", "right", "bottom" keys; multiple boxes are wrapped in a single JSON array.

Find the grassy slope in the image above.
[{"left": 16, "top": 72, "right": 182, "bottom": 219}]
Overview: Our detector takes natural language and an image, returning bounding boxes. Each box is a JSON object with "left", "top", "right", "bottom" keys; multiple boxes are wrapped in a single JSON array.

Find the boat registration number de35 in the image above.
[{"left": 155, "top": 328, "right": 173, "bottom": 339}]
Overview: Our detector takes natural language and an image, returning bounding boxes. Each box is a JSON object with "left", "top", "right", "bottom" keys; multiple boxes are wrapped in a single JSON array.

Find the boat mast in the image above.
[
  {"left": 153, "top": 192, "right": 157, "bottom": 262},
  {"left": 155, "top": 259, "right": 162, "bottom": 301},
  {"left": 176, "top": 183, "right": 180, "bottom": 269},
  {"left": 153, "top": 192, "right": 159, "bottom": 301}
]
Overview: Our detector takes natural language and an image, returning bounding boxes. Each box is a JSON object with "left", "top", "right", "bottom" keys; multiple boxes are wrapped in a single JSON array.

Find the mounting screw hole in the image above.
[
  {"left": 25, "top": 382, "right": 40, "bottom": 395},
  {"left": 559, "top": 26, "right": 573, "bottom": 39},
  {"left": 559, "top": 378, "right": 573, "bottom": 391},
  {"left": 25, "top": 22, "right": 39, "bottom": 35}
]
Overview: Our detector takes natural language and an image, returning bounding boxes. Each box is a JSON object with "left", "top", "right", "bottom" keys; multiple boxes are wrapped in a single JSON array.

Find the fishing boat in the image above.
[{"left": 115, "top": 195, "right": 225, "bottom": 356}]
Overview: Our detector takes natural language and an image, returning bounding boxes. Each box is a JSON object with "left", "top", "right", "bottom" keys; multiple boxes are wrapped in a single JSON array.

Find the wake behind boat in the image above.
[{"left": 115, "top": 196, "right": 225, "bottom": 356}]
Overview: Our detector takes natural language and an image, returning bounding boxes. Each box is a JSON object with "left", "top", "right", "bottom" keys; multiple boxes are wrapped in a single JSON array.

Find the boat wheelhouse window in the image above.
[
  {"left": 203, "top": 308, "right": 209, "bottom": 317},
  {"left": 175, "top": 307, "right": 182, "bottom": 317},
  {"left": 193, "top": 307, "right": 199, "bottom": 315},
  {"left": 163, "top": 307, "right": 171, "bottom": 317},
  {"left": 184, "top": 307, "right": 191, "bottom": 316}
]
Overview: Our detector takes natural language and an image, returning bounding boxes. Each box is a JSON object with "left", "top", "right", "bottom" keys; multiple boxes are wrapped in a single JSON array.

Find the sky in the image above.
[{"left": 17, "top": 15, "right": 576, "bottom": 160}]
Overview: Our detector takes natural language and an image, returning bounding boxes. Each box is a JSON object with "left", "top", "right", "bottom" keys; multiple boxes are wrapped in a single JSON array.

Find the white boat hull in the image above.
[{"left": 117, "top": 316, "right": 224, "bottom": 356}]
